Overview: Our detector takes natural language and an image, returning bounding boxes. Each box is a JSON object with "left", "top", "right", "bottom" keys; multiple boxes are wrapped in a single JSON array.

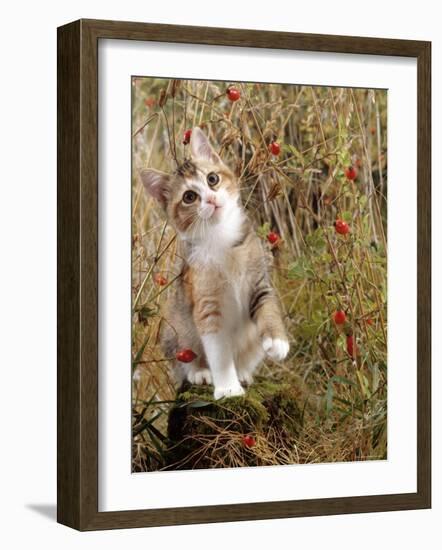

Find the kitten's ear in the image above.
[
  {"left": 140, "top": 169, "right": 170, "bottom": 206},
  {"left": 190, "top": 127, "right": 221, "bottom": 164}
]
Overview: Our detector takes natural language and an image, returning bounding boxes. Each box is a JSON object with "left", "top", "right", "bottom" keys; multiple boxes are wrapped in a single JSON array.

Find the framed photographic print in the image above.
[{"left": 57, "top": 19, "right": 431, "bottom": 530}]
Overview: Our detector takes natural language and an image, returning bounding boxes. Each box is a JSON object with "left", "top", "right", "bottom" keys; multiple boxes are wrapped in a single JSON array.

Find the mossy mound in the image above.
[{"left": 165, "top": 379, "right": 302, "bottom": 470}]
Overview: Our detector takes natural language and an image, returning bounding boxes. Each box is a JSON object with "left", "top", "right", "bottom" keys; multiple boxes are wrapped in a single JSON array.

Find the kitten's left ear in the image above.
[{"left": 190, "top": 127, "right": 222, "bottom": 164}]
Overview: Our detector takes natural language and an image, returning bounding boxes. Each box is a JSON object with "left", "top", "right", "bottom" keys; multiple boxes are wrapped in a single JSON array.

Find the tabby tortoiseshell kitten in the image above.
[{"left": 141, "top": 128, "right": 289, "bottom": 399}]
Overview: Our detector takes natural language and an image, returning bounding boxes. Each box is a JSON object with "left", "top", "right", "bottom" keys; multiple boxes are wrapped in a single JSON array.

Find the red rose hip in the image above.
[
  {"left": 334, "top": 219, "right": 350, "bottom": 235},
  {"left": 144, "top": 96, "right": 156, "bottom": 108},
  {"left": 242, "top": 435, "right": 256, "bottom": 448},
  {"left": 182, "top": 129, "right": 192, "bottom": 145},
  {"left": 154, "top": 273, "right": 168, "bottom": 286},
  {"left": 269, "top": 141, "right": 281, "bottom": 156},
  {"left": 175, "top": 349, "right": 197, "bottom": 363},
  {"left": 333, "top": 310, "right": 346, "bottom": 325},
  {"left": 344, "top": 166, "right": 358, "bottom": 181},
  {"left": 226, "top": 86, "right": 240, "bottom": 101},
  {"left": 267, "top": 231, "right": 280, "bottom": 245}
]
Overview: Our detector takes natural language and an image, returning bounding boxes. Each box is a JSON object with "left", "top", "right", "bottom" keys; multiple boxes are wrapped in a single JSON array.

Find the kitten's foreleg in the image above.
[
  {"left": 193, "top": 289, "right": 244, "bottom": 399},
  {"left": 201, "top": 332, "right": 244, "bottom": 399}
]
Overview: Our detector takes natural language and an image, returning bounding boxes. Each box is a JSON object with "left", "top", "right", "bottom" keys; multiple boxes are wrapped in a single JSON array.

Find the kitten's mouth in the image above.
[
  {"left": 199, "top": 201, "right": 224, "bottom": 222},
  {"left": 206, "top": 204, "right": 222, "bottom": 219},
  {"left": 211, "top": 204, "right": 223, "bottom": 218}
]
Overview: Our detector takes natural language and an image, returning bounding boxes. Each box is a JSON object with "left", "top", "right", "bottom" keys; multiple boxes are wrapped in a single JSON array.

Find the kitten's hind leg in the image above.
[
  {"left": 236, "top": 346, "right": 265, "bottom": 387},
  {"left": 185, "top": 361, "right": 213, "bottom": 386},
  {"left": 238, "top": 369, "right": 254, "bottom": 387}
]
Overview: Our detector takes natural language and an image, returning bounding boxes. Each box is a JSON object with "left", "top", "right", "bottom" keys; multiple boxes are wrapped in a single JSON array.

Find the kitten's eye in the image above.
[
  {"left": 182, "top": 190, "right": 198, "bottom": 204},
  {"left": 207, "top": 172, "right": 219, "bottom": 187}
]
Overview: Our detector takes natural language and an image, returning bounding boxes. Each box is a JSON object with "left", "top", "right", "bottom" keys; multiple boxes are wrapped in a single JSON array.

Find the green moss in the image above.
[{"left": 165, "top": 379, "right": 302, "bottom": 470}]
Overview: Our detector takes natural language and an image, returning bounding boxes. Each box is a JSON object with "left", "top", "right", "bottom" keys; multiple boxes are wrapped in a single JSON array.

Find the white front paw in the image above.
[
  {"left": 214, "top": 384, "right": 245, "bottom": 400},
  {"left": 262, "top": 337, "right": 289, "bottom": 361},
  {"left": 187, "top": 367, "right": 213, "bottom": 386}
]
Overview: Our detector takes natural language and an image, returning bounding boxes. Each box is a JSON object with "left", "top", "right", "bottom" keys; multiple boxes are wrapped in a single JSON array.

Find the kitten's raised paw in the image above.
[
  {"left": 187, "top": 367, "right": 213, "bottom": 386},
  {"left": 214, "top": 384, "right": 245, "bottom": 400},
  {"left": 262, "top": 337, "right": 290, "bottom": 361}
]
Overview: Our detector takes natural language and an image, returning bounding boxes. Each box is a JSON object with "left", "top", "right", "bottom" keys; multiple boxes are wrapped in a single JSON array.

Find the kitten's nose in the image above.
[{"left": 206, "top": 195, "right": 217, "bottom": 207}]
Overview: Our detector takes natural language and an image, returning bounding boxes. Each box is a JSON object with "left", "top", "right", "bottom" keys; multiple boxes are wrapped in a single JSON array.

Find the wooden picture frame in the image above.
[{"left": 57, "top": 18, "right": 431, "bottom": 530}]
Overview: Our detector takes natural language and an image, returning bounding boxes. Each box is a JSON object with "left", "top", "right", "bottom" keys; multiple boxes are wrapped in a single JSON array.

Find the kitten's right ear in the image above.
[{"left": 140, "top": 169, "right": 170, "bottom": 206}]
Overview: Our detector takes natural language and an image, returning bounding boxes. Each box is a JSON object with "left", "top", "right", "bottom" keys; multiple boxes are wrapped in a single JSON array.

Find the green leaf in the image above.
[
  {"left": 132, "top": 411, "right": 163, "bottom": 437},
  {"left": 133, "top": 333, "right": 150, "bottom": 364},
  {"left": 331, "top": 375, "right": 356, "bottom": 387},
  {"left": 359, "top": 195, "right": 368, "bottom": 209},
  {"left": 144, "top": 426, "right": 167, "bottom": 456},
  {"left": 186, "top": 400, "right": 213, "bottom": 409},
  {"left": 356, "top": 370, "right": 371, "bottom": 399},
  {"left": 337, "top": 117, "right": 345, "bottom": 138},
  {"left": 288, "top": 256, "right": 314, "bottom": 280},
  {"left": 256, "top": 222, "right": 271, "bottom": 238},
  {"left": 320, "top": 252, "right": 333, "bottom": 264},
  {"left": 306, "top": 228, "right": 326, "bottom": 251},
  {"left": 371, "top": 364, "right": 380, "bottom": 394},
  {"left": 298, "top": 320, "right": 322, "bottom": 338},
  {"left": 334, "top": 396, "right": 355, "bottom": 408},
  {"left": 284, "top": 144, "right": 305, "bottom": 166},
  {"left": 176, "top": 399, "right": 212, "bottom": 409},
  {"left": 146, "top": 422, "right": 168, "bottom": 442},
  {"left": 139, "top": 305, "right": 158, "bottom": 317},
  {"left": 341, "top": 211, "right": 352, "bottom": 223}
]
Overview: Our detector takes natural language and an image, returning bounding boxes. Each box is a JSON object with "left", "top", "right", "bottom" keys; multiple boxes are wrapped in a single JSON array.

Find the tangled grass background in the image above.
[{"left": 131, "top": 78, "right": 387, "bottom": 472}]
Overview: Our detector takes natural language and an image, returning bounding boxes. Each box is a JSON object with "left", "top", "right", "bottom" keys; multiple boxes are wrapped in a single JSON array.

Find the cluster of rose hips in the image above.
[{"left": 333, "top": 310, "right": 359, "bottom": 357}]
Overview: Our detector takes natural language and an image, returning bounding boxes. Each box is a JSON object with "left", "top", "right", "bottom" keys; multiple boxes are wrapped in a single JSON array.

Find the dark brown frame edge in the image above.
[{"left": 57, "top": 18, "right": 431, "bottom": 531}]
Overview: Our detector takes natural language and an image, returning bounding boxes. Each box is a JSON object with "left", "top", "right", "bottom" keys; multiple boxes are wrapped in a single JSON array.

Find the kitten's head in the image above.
[{"left": 141, "top": 128, "right": 242, "bottom": 241}]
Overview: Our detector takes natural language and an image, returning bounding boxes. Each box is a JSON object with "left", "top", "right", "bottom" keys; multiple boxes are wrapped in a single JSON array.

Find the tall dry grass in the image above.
[{"left": 131, "top": 78, "right": 387, "bottom": 471}]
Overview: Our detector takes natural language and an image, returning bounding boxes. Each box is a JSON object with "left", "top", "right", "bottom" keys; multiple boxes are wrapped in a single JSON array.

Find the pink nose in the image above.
[{"left": 206, "top": 195, "right": 217, "bottom": 206}]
